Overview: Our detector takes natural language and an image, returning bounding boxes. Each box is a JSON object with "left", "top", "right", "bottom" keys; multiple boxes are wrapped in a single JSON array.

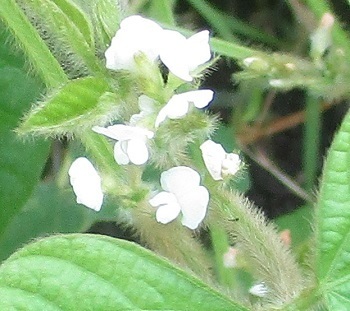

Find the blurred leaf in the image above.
[
  {"left": 0, "top": 33, "right": 50, "bottom": 237},
  {"left": 18, "top": 76, "right": 120, "bottom": 137},
  {"left": 0, "top": 182, "right": 100, "bottom": 261},
  {"left": 93, "top": 0, "right": 122, "bottom": 47},
  {"left": 0, "top": 234, "right": 248, "bottom": 311},
  {"left": 147, "top": 0, "right": 176, "bottom": 26},
  {"left": 315, "top": 109, "right": 350, "bottom": 309},
  {"left": 275, "top": 205, "right": 313, "bottom": 248}
]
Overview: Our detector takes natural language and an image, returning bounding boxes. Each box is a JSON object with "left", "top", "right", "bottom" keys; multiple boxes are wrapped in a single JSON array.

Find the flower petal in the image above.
[
  {"left": 178, "top": 90, "right": 214, "bottom": 109},
  {"left": 113, "top": 141, "right": 130, "bottom": 165},
  {"left": 149, "top": 191, "right": 181, "bottom": 224},
  {"left": 180, "top": 185, "right": 209, "bottom": 229},
  {"left": 222, "top": 153, "right": 241, "bottom": 176},
  {"left": 200, "top": 140, "right": 226, "bottom": 180},
  {"left": 160, "top": 166, "right": 201, "bottom": 195},
  {"left": 93, "top": 125, "right": 154, "bottom": 141},
  {"left": 68, "top": 157, "right": 104, "bottom": 211},
  {"left": 105, "top": 15, "right": 164, "bottom": 71},
  {"left": 185, "top": 30, "right": 211, "bottom": 71},
  {"left": 159, "top": 30, "right": 192, "bottom": 81},
  {"left": 126, "top": 138, "right": 149, "bottom": 165},
  {"left": 155, "top": 94, "right": 190, "bottom": 127}
]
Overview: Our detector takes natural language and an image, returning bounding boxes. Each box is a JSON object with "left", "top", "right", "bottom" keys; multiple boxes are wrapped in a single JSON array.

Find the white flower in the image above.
[
  {"left": 68, "top": 157, "right": 104, "bottom": 211},
  {"left": 92, "top": 125, "right": 154, "bottom": 165},
  {"left": 105, "top": 15, "right": 211, "bottom": 81},
  {"left": 155, "top": 89, "right": 214, "bottom": 127},
  {"left": 200, "top": 140, "right": 241, "bottom": 180},
  {"left": 105, "top": 15, "right": 164, "bottom": 71},
  {"left": 249, "top": 282, "right": 268, "bottom": 297},
  {"left": 159, "top": 30, "right": 211, "bottom": 81},
  {"left": 149, "top": 166, "right": 209, "bottom": 229}
]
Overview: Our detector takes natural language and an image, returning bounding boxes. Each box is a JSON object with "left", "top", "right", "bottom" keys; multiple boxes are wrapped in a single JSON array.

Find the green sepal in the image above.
[
  {"left": 0, "top": 234, "right": 248, "bottom": 311},
  {"left": 18, "top": 76, "right": 120, "bottom": 137}
]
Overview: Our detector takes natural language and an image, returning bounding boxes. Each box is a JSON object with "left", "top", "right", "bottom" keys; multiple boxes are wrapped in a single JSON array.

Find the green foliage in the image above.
[
  {"left": 315, "top": 109, "right": 350, "bottom": 310},
  {"left": 18, "top": 76, "right": 120, "bottom": 137},
  {"left": 0, "top": 234, "right": 248, "bottom": 311},
  {"left": 0, "top": 0, "right": 67, "bottom": 87},
  {"left": 0, "top": 182, "right": 96, "bottom": 261},
  {"left": 3, "top": 0, "right": 350, "bottom": 310},
  {"left": 92, "top": 0, "right": 122, "bottom": 48},
  {"left": 22, "top": 0, "right": 102, "bottom": 74},
  {"left": 0, "top": 32, "right": 50, "bottom": 237}
]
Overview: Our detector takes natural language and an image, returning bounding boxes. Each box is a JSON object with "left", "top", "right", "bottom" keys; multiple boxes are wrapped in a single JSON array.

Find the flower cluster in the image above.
[
  {"left": 68, "top": 15, "right": 242, "bottom": 229},
  {"left": 105, "top": 15, "right": 211, "bottom": 82}
]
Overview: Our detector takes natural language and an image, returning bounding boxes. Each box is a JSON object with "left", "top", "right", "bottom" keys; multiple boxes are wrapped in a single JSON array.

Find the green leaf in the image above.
[
  {"left": 93, "top": 0, "right": 121, "bottom": 45},
  {"left": 0, "top": 36, "right": 50, "bottom": 236},
  {"left": 18, "top": 76, "right": 120, "bottom": 137},
  {"left": 316, "top": 109, "right": 350, "bottom": 309},
  {"left": 0, "top": 234, "right": 248, "bottom": 311},
  {"left": 0, "top": 182, "right": 99, "bottom": 261},
  {"left": 275, "top": 205, "right": 313, "bottom": 248},
  {"left": 50, "top": 0, "right": 95, "bottom": 48},
  {"left": 0, "top": 0, "right": 67, "bottom": 87},
  {"left": 24, "top": 0, "right": 102, "bottom": 74}
]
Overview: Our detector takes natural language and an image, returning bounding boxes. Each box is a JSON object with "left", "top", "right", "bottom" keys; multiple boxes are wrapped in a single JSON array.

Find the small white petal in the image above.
[
  {"left": 160, "top": 166, "right": 201, "bottom": 195},
  {"left": 180, "top": 185, "right": 209, "bottom": 229},
  {"left": 126, "top": 138, "right": 149, "bottom": 165},
  {"left": 159, "top": 30, "right": 192, "bottom": 81},
  {"left": 68, "top": 157, "right": 103, "bottom": 211},
  {"left": 185, "top": 30, "right": 211, "bottom": 71},
  {"left": 149, "top": 192, "right": 181, "bottom": 224},
  {"left": 155, "top": 107, "right": 168, "bottom": 128},
  {"left": 155, "top": 94, "right": 190, "bottom": 127},
  {"left": 178, "top": 90, "right": 214, "bottom": 109},
  {"left": 200, "top": 140, "right": 226, "bottom": 180},
  {"left": 105, "top": 15, "right": 164, "bottom": 71},
  {"left": 249, "top": 283, "right": 268, "bottom": 297},
  {"left": 222, "top": 153, "right": 241, "bottom": 176},
  {"left": 159, "top": 29, "right": 211, "bottom": 81},
  {"left": 93, "top": 125, "right": 154, "bottom": 141},
  {"left": 113, "top": 141, "right": 130, "bottom": 165},
  {"left": 155, "top": 90, "right": 213, "bottom": 127}
]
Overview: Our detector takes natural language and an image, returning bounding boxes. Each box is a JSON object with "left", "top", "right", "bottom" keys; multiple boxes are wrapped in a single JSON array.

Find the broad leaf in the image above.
[
  {"left": 316, "top": 109, "right": 350, "bottom": 309},
  {"left": 0, "top": 34, "right": 50, "bottom": 236},
  {"left": 0, "top": 182, "right": 103, "bottom": 261},
  {"left": 0, "top": 234, "right": 248, "bottom": 311},
  {"left": 18, "top": 76, "right": 120, "bottom": 136}
]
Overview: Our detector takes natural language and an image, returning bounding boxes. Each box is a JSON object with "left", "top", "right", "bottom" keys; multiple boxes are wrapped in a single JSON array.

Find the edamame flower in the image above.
[
  {"left": 105, "top": 15, "right": 164, "bottom": 71},
  {"left": 200, "top": 140, "right": 241, "bottom": 180},
  {"left": 68, "top": 157, "right": 104, "bottom": 211},
  {"left": 93, "top": 125, "right": 154, "bottom": 165},
  {"left": 149, "top": 166, "right": 209, "bottom": 229},
  {"left": 159, "top": 30, "right": 211, "bottom": 81},
  {"left": 155, "top": 89, "right": 214, "bottom": 127}
]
